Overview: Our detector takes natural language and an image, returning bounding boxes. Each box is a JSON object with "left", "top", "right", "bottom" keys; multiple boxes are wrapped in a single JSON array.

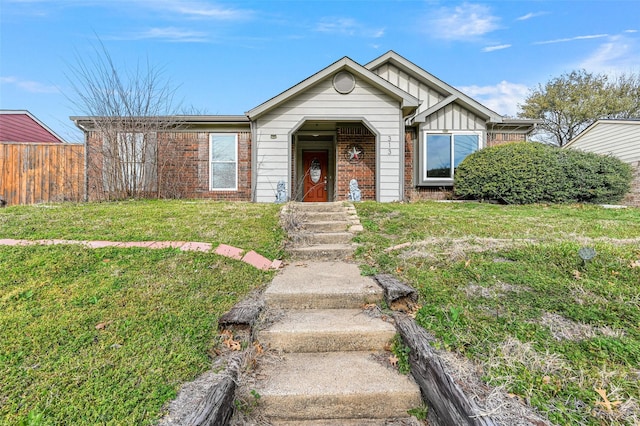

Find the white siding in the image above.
[
  {"left": 371, "top": 63, "right": 446, "bottom": 112},
  {"left": 569, "top": 122, "right": 640, "bottom": 164},
  {"left": 421, "top": 103, "right": 487, "bottom": 133},
  {"left": 254, "top": 76, "right": 404, "bottom": 202}
]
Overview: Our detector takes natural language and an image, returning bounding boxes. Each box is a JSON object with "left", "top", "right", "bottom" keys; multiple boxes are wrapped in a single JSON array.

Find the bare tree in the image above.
[{"left": 67, "top": 39, "right": 191, "bottom": 200}]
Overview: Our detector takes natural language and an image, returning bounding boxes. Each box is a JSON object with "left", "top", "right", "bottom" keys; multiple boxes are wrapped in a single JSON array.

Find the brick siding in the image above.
[
  {"left": 336, "top": 126, "right": 376, "bottom": 201},
  {"left": 86, "top": 130, "right": 251, "bottom": 201},
  {"left": 486, "top": 132, "right": 527, "bottom": 148}
]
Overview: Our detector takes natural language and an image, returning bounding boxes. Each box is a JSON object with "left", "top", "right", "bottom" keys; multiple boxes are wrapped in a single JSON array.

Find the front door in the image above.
[{"left": 302, "top": 151, "right": 328, "bottom": 202}]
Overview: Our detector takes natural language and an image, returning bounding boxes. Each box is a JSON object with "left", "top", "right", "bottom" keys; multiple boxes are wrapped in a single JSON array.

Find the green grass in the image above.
[
  {"left": 354, "top": 201, "right": 640, "bottom": 425},
  {"left": 0, "top": 199, "right": 284, "bottom": 259},
  {"left": 0, "top": 200, "right": 284, "bottom": 425}
]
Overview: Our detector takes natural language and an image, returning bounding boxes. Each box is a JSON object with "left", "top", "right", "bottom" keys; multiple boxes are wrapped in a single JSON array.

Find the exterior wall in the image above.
[
  {"left": 86, "top": 130, "right": 251, "bottom": 201},
  {"left": 567, "top": 121, "right": 640, "bottom": 207},
  {"left": 486, "top": 132, "right": 527, "bottom": 147},
  {"left": 370, "top": 63, "right": 446, "bottom": 114},
  {"left": 421, "top": 104, "right": 486, "bottom": 131},
  {"left": 336, "top": 126, "right": 376, "bottom": 201},
  {"left": 568, "top": 122, "right": 640, "bottom": 164},
  {"left": 253, "top": 75, "right": 404, "bottom": 202}
]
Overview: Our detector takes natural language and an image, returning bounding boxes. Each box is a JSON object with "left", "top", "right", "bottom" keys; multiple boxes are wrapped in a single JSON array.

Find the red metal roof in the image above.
[{"left": 0, "top": 110, "right": 65, "bottom": 143}]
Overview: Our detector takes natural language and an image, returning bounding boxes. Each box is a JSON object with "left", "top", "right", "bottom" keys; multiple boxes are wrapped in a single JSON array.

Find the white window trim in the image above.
[
  {"left": 209, "top": 133, "right": 238, "bottom": 191},
  {"left": 422, "top": 131, "right": 482, "bottom": 183}
]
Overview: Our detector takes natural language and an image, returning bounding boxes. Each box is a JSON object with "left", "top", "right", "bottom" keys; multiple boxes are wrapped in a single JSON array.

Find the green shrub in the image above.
[{"left": 454, "top": 142, "right": 632, "bottom": 204}]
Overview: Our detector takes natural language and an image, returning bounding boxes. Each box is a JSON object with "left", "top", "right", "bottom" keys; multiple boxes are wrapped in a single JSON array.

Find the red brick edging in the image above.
[{"left": 0, "top": 239, "right": 281, "bottom": 271}]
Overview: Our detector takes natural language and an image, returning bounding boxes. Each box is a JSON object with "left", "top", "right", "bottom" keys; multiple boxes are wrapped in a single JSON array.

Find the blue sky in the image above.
[{"left": 1, "top": 0, "right": 638, "bottom": 142}]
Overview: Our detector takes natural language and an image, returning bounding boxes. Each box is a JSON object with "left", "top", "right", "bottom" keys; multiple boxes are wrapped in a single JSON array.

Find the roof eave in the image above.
[{"left": 70, "top": 115, "right": 250, "bottom": 131}]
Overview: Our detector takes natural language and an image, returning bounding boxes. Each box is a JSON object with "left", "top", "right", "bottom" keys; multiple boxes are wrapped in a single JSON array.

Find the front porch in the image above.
[{"left": 290, "top": 122, "right": 377, "bottom": 202}]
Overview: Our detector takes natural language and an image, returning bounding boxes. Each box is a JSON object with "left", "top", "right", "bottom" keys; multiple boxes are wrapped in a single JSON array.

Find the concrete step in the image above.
[
  {"left": 300, "top": 211, "right": 350, "bottom": 222},
  {"left": 296, "top": 231, "right": 353, "bottom": 245},
  {"left": 253, "top": 352, "right": 422, "bottom": 421},
  {"left": 303, "top": 220, "right": 350, "bottom": 233},
  {"left": 287, "top": 243, "right": 356, "bottom": 261},
  {"left": 271, "top": 419, "right": 421, "bottom": 426},
  {"left": 259, "top": 309, "right": 396, "bottom": 352},
  {"left": 290, "top": 202, "right": 350, "bottom": 213},
  {"left": 265, "top": 262, "right": 382, "bottom": 309}
]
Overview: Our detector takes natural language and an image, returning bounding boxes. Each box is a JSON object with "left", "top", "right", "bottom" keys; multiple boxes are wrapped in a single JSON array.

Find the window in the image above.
[
  {"left": 117, "top": 132, "right": 145, "bottom": 191},
  {"left": 210, "top": 133, "right": 238, "bottom": 191},
  {"left": 103, "top": 132, "right": 156, "bottom": 193},
  {"left": 421, "top": 132, "right": 480, "bottom": 183}
]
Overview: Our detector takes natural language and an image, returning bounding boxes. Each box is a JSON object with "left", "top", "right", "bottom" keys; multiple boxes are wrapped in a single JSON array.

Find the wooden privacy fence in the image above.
[{"left": 0, "top": 142, "right": 85, "bottom": 206}]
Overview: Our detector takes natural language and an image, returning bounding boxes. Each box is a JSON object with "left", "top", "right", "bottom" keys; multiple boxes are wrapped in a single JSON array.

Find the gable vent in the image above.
[{"left": 333, "top": 71, "right": 356, "bottom": 94}]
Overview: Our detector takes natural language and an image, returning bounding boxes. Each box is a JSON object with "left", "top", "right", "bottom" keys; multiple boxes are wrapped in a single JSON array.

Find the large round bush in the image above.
[{"left": 454, "top": 142, "right": 632, "bottom": 204}]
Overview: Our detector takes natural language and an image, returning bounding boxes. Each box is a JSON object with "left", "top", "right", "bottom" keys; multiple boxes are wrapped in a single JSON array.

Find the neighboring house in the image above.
[
  {"left": 565, "top": 119, "right": 640, "bottom": 206},
  {"left": 1, "top": 110, "right": 66, "bottom": 143},
  {"left": 71, "top": 51, "right": 537, "bottom": 203}
]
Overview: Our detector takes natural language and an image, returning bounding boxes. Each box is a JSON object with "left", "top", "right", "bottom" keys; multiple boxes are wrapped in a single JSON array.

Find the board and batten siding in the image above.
[
  {"left": 253, "top": 76, "right": 406, "bottom": 202},
  {"left": 370, "top": 63, "right": 446, "bottom": 114},
  {"left": 569, "top": 122, "right": 640, "bottom": 164},
  {"left": 371, "top": 63, "right": 487, "bottom": 136}
]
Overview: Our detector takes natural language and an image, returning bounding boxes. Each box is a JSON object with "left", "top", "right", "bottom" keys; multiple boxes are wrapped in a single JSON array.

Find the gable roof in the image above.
[
  {"left": 565, "top": 119, "right": 640, "bottom": 148},
  {"left": 246, "top": 56, "right": 420, "bottom": 120},
  {"left": 365, "top": 51, "right": 506, "bottom": 124},
  {"left": 0, "top": 110, "right": 66, "bottom": 143}
]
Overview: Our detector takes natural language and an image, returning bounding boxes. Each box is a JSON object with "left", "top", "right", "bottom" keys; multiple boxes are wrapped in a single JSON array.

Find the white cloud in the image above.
[
  {"left": 428, "top": 3, "right": 500, "bottom": 40},
  {"left": 120, "top": 27, "right": 209, "bottom": 42},
  {"left": 624, "top": 29, "right": 638, "bottom": 33},
  {"left": 579, "top": 34, "right": 640, "bottom": 74},
  {"left": 155, "top": 1, "right": 248, "bottom": 20},
  {"left": 315, "top": 17, "right": 384, "bottom": 38},
  {"left": 458, "top": 81, "right": 529, "bottom": 116},
  {"left": 0, "top": 76, "right": 59, "bottom": 93},
  {"left": 516, "top": 11, "right": 547, "bottom": 21},
  {"left": 482, "top": 44, "right": 511, "bottom": 52},
  {"left": 533, "top": 34, "right": 609, "bottom": 45}
]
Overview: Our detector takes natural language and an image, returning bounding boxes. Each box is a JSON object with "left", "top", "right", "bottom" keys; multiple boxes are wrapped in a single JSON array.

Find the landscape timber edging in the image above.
[
  {"left": 393, "top": 312, "right": 498, "bottom": 426},
  {"left": 375, "top": 273, "right": 498, "bottom": 426}
]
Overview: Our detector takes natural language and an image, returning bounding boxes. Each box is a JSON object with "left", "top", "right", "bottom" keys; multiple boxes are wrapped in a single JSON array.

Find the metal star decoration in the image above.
[{"left": 348, "top": 145, "right": 362, "bottom": 161}]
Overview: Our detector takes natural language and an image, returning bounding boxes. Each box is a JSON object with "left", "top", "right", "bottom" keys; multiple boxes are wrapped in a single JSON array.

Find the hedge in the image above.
[{"left": 453, "top": 142, "right": 632, "bottom": 204}]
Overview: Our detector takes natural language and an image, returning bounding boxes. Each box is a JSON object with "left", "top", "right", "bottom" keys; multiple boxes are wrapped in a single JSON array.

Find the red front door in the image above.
[{"left": 302, "top": 151, "right": 328, "bottom": 202}]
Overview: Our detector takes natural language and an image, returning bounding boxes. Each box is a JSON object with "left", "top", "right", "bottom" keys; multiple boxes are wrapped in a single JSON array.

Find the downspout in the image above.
[
  {"left": 399, "top": 109, "right": 406, "bottom": 202},
  {"left": 249, "top": 117, "right": 257, "bottom": 202},
  {"left": 74, "top": 119, "right": 90, "bottom": 203},
  {"left": 84, "top": 129, "right": 89, "bottom": 202}
]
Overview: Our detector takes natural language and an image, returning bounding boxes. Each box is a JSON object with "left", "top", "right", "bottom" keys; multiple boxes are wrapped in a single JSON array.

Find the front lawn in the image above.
[
  {"left": 354, "top": 201, "right": 640, "bottom": 425},
  {"left": 0, "top": 200, "right": 284, "bottom": 425}
]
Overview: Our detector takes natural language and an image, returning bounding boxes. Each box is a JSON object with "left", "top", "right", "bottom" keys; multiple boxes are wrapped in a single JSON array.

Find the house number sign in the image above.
[{"left": 345, "top": 144, "right": 364, "bottom": 162}]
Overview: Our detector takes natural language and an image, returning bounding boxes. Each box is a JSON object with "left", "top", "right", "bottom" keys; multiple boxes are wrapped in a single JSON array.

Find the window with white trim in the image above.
[
  {"left": 209, "top": 133, "right": 238, "bottom": 191},
  {"left": 420, "top": 132, "right": 480, "bottom": 184}
]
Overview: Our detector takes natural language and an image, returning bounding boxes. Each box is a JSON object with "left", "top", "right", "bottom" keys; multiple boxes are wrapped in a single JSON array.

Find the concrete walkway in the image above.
[{"left": 0, "top": 238, "right": 282, "bottom": 271}]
